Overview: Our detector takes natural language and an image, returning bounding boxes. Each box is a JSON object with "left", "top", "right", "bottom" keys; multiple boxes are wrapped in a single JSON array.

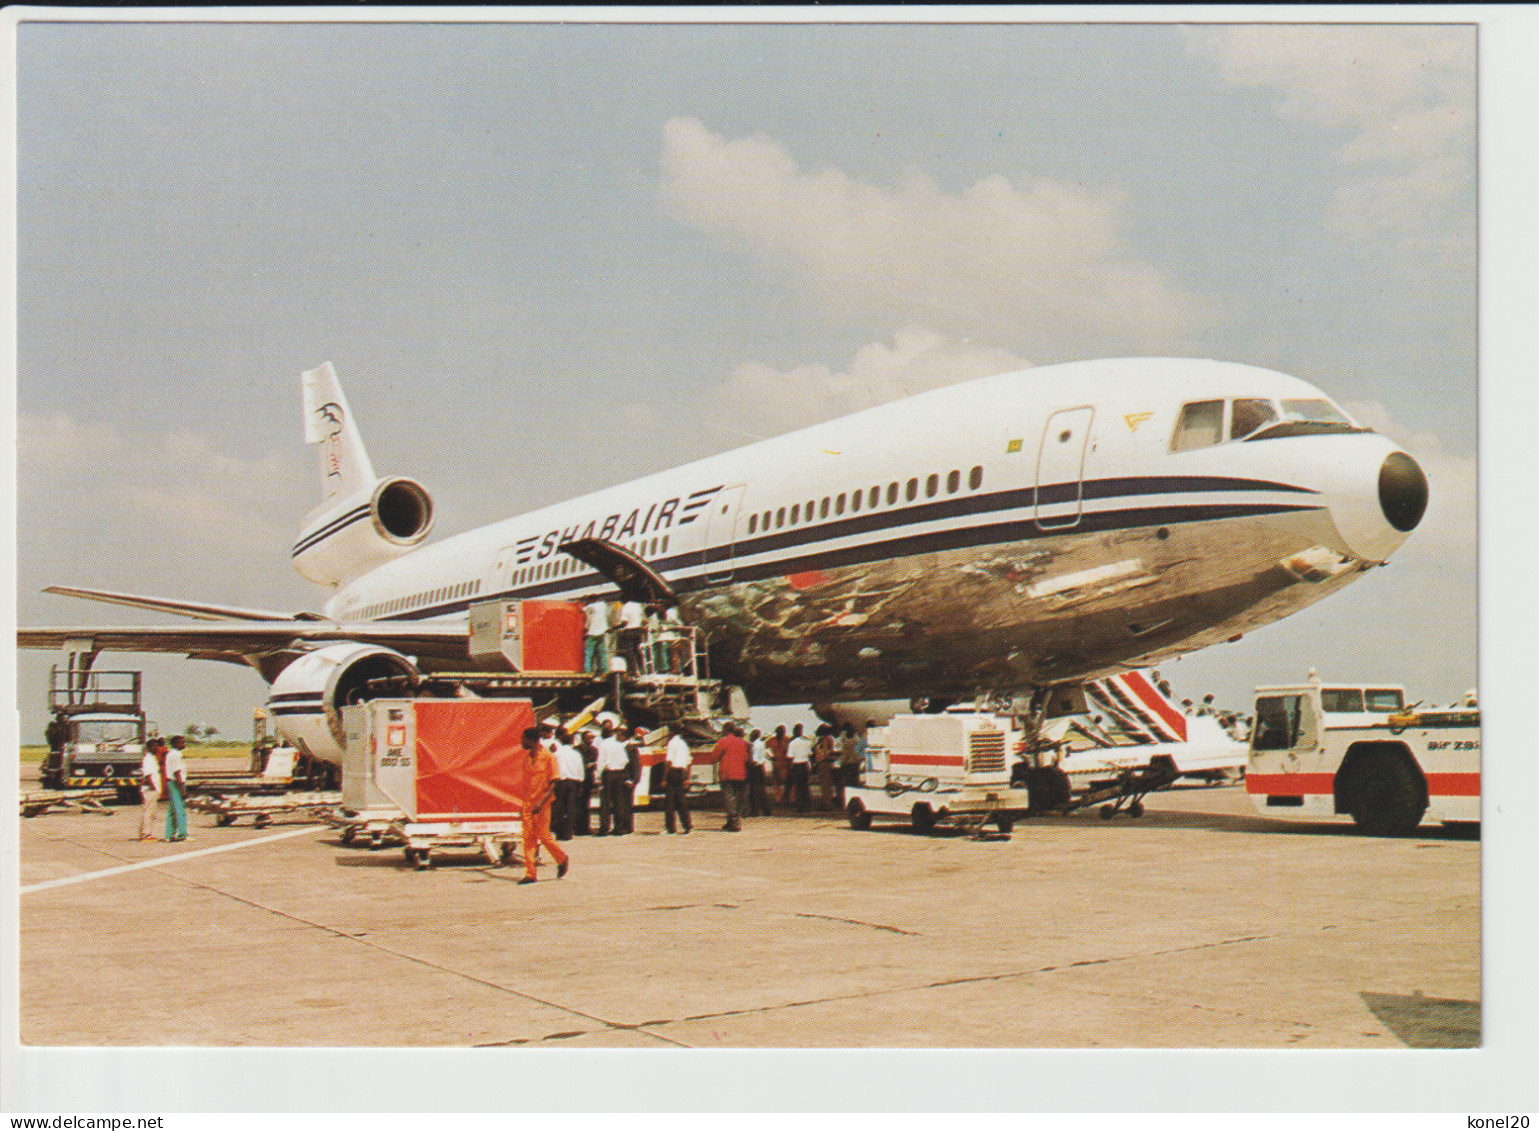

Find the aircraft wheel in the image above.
[
  {"left": 1127, "top": 800, "right": 1145, "bottom": 818},
  {"left": 846, "top": 799, "right": 872, "bottom": 831},
  {"left": 253, "top": 814, "right": 271, "bottom": 829},
  {"left": 340, "top": 826, "right": 357, "bottom": 845},
  {"left": 216, "top": 814, "right": 235, "bottom": 827},
  {"left": 1099, "top": 804, "right": 1116, "bottom": 820},
  {"left": 368, "top": 832, "right": 383, "bottom": 850},
  {"left": 910, "top": 804, "right": 936, "bottom": 835}
]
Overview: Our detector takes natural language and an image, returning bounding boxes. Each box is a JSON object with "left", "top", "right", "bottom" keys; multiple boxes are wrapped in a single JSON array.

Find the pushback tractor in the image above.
[{"left": 1245, "top": 675, "right": 1479, "bottom": 835}]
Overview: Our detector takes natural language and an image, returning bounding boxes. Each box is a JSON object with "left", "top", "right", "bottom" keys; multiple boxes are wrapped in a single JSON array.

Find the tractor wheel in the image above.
[
  {"left": 910, "top": 804, "right": 937, "bottom": 835},
  {"left": 1347, "top": 756, "right": 1427, "bottom": 837},
  {"left": 846, "top": 799, "right": 872, "bottom": 831}
]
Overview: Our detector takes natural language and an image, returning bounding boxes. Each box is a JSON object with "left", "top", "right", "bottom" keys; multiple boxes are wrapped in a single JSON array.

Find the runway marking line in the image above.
[{"left": 19, "top": 826, "right": 326, "bottom": 895}]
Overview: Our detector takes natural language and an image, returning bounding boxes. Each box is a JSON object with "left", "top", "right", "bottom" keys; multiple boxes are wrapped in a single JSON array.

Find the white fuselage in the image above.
[{"left": 314, "top": 358, "right": 1422, "bottom": 704}]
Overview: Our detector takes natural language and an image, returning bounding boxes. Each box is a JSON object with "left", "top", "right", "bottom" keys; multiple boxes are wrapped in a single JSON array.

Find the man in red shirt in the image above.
[
  {"left": 518, "top": 726, "right": 569, "bottom": 884},
  {"left": 709, "top": 723, "right": 750, "bottom": 832}
]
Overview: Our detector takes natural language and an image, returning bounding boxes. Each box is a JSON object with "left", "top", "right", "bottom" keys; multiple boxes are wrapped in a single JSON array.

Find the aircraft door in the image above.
[
  {"left": 490, "top": 547, "right": 515, "bottom": 594},
  {"left": 1034, "top": 407, "right": 1094, "bottom": 530},
  {"left": 701, "top": 484, "right": 747, "bottom": 583}
]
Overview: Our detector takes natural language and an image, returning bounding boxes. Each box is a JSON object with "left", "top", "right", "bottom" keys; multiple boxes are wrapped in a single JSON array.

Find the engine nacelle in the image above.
[
  {"left": 292, "top": 476, "right": 435, "bottom": 586},
  {"left": 266, "top": 643, "right": 420, "bottom": 757}
]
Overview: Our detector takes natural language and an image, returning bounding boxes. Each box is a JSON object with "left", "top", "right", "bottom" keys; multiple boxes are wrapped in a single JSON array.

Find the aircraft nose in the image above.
[{"left": 1378, "top": 451, "right": 1428, "bottom": 533}]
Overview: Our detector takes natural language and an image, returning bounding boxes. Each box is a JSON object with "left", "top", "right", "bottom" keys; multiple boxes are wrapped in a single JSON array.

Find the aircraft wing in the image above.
[
  {"left": 17, "top": 620, "right": 472, "bottom": 668},
  {"left": 41, "top": 585, "right": 309, "bottom": 622}
]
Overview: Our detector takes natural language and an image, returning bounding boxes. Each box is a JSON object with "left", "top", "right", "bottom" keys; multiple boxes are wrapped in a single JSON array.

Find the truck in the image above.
[
  {"left": 843, "top": 712, "right": 1033, "bottom": 835},
  {"left": 39, "top": 667, "right": 153, "bottom": 801},
  {"left": 1245, "top": 675, "right": 1480, "bottom": 835}
]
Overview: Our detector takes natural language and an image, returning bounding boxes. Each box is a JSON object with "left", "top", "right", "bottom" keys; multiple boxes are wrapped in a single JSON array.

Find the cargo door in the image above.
[
  {"left": 701, "top": 483, "right": 747, "bottom": 583},
  {"left": 1034, "top": 407, "right": 1094, "bottom": 530}
]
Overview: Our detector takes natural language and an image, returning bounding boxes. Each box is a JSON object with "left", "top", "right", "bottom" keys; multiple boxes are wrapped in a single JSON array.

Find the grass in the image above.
[{"left": 18, "top": 742, "right": 250, "bottom": 764}]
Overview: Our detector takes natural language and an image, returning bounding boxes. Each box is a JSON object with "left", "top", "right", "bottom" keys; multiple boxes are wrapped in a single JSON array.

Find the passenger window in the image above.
[
  {"left": 869, "top": 486, "right": 879, "bottom": 508},
  {"left": 776, "top": 507, "right": 785, "bottom": 529},
  {"left": 1231, "top": 398, "right": 1278, "bottom": 440},
  {"left": 806, "top": 500, "right": 814, "bottom": 520},
  {"left": 969, "top": 465, "right": 983, "bottom": 490},
  {"left": 851, "top": 490, "right": 861, "bottom": 513},
  {"left": 906, "top": 478, "right": 918, "bottom": 501},
  {"left": 820, "top": 498, "right": 830, "bottom": 519},
  {"left": 1171, "top": 400, "right": 1225, "bottom": 453},
  {"left": 749, "top": 514, "right": 757, "bottom": 533},
  {"left": 835, "top": 493, "right": 846, "bottom": 515},
  {"left": 926, "top": 474, "right": 939, "bottom": 498},
  {"left": 946, "top": 470, "right": 959, "bottom": 494},
  {"left": 790, "top": 503, "right": 799, "bottom": 524},
  {"left": 661, "top": 535, "right": 669, "bottom": 554},
  {"left": 887, "top": 482, "right": 898, "bottom": 505}
]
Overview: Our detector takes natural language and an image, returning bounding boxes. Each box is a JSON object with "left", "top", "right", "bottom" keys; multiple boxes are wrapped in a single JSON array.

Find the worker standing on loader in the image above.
[{"left": 517, "top": 726, "right": 569, "bottom": 885}]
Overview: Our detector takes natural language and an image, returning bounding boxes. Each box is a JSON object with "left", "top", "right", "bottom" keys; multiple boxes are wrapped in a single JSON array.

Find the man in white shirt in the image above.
[
  {"left": 583, "top": 599, "right": 611, "bottom": 676},
  {"left": 747, "top": 728, "right": 773, "bottom": 817},
  {"left": 595, "top": 721, "right": 632, "bottom": 836},
  {"left": 138, "top": 742, "right": 163, "bottom": 841},
  {"left": 662, "top": 724, "right": 693, "bottom": 834},
  {"left": 551, "top": 727, "right": 585, "bottom": 841},
  {"left": 163, "top": 736, "right": 189, "bottom": 842},
  {"left": 786, "top": 724, "right": 814, "bottom": 814},
  {"left": 618, "top": 600, "right": 646, "bottom": 675}
]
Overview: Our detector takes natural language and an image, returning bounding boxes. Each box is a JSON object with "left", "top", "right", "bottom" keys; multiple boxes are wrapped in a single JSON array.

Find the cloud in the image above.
[
  {"left": 18, "top": 412, "right": 306, "bottom": 548},
  {"left": 658, "top": 116, "right": 1211, "bottom": 348},
  {"left": 1183, "top": 26, "right": 1473, "bottom": 260},
  {"left": 703, "top": 326, "right": 1031, "bottom": 439}
]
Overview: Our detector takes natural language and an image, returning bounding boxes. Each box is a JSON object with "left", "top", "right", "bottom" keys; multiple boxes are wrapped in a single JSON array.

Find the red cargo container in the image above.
[
  {"left": 345, "top": 698, "right": 537, "bottom": 822},
  {"left": 468, "top": 599, "right": 586, "bottom": 674}
]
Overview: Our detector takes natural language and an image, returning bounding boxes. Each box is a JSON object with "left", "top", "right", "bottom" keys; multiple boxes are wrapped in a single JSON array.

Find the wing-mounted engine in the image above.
[
  {"left": 291, "top": 361, "right": 435, "bottom": 586},
  {"left": 266, "top": 642, "right": 420, "bottom": 758}
]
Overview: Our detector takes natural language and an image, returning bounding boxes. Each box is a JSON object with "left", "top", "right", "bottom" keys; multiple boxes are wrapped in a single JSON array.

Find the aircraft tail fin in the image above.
[{"left": 302, "top": 362, "right": 377, "bottom": 501}]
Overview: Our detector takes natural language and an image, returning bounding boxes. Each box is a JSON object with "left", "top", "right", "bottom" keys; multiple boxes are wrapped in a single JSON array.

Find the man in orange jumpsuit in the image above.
[{"left": 518, "top": 726, "right": 569, "bottom": 885}]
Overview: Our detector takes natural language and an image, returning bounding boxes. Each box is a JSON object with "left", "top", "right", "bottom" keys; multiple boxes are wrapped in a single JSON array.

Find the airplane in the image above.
[{"left": 20, "top": 357, "right": 1429, "bottom": 762}]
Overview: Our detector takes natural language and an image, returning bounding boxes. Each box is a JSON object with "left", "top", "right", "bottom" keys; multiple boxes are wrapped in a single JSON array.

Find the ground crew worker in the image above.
[
  {"left": 814, "top": 725, "right": 838, "bottom": 811},
  {"left": 663, "top": 724, "right": 693, "bottom": 834},
  {"left": 618, "top": 599, "right": 646, "bottom": 674},
  {"left": 709, "top": 723, "right": 750, "bottom": 831},
  {"left": 621, "top": 727, "right": 644, "bottom": 834},
  {"left": 552, "top": 727, "right": 584, "bottom": 841},
  {"left": 596, "top": 721, "right": 631, "bottom": 836},
  {"left": 138, "top": 739, "right": 163, "bottom": 841},
  {"left": 839, "top": 723, "right": 862, "bottom": 790},
  {"left": 746, "top": 728, "right": 772, "bottom": 816},
  {"left": 163, "top": 736, "right": 189, "bottom": 842},
  {"left": 786, "top": 724, "right": 813, "bottom": 813},
  {"left": 517, "top": 726, "right": 569, "bottom": 885},
  {"left": 584, "top": 598, "right": 610, "bottom": 676},
  {"left": 768, "top": 725, "right": 790, "bottom": 805},
  {"left": 574, "top": 730, "right": 598, "bottom": 835}
]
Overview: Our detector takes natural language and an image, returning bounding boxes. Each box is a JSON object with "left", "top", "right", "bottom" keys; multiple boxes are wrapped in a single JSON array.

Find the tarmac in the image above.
[{"left": 15, "top": 763, "right": 1481, "bottom": 1051}]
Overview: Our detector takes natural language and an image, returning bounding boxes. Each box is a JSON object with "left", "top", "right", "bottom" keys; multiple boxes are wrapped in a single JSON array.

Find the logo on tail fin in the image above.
[{"left": 316, "top": 402, "right": 345, "bottom": 479}]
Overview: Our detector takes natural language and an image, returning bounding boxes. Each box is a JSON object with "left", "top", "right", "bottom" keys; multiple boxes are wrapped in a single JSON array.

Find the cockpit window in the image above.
[
  {"left": 1170, "top": 399, "right": 1225, "bottom": 453},
  {"left": 1230, "top": 398, "right": 1279, "bottom": 440},
  {"left": 1280, "top": 399, "right": 1353, "bottom": 426}
]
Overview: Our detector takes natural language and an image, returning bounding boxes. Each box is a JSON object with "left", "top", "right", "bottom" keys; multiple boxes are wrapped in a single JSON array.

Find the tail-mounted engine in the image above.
[
  {"left": 292, "top": 475, "right": 435, "bottom": 586},
  {"left": 292, "top": 361, "right": 437, "bottom": 586}
]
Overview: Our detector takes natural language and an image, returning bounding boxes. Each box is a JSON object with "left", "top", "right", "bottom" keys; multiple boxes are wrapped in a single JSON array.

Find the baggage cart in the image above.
[{"left": 187, "top": 790, "right": 342, "bottom": 828}]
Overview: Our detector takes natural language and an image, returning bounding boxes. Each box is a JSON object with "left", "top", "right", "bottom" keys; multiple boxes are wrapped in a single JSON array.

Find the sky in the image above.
[{"left": 12, "top": 15, "right": 1483, "bottom": 742}]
